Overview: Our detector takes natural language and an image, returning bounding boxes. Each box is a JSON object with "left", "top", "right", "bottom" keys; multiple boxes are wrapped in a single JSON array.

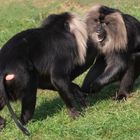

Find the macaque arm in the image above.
[{"left": 91, "top": 54, "right": 127, "bottom": 92}]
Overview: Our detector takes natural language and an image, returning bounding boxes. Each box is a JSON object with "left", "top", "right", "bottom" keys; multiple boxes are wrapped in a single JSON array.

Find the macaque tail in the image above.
[{"left": 0, "top": 74, "right": 30, "bottom": 136}]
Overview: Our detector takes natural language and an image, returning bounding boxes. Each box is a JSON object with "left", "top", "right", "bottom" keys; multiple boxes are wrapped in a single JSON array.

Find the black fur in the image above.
[
  {"left": 0, "top": 12, "right": 97, "bottom": 127},
  {"left": 82, "top": 5, "right": 140, "bottom": 100}
]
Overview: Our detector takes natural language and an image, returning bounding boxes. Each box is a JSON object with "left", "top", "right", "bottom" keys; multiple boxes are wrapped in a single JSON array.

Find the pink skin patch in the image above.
[{"left": 5, "top": 74, "right": 15, "bottom": 81}]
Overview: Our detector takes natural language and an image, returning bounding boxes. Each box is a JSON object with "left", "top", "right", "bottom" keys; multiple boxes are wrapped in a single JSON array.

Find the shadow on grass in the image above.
[
  {"left": 33, "top": 96, "right": 64, "bottom": 121},
  {"left": 32, "top": 78, "right": 140, "bottom": 121},
  {"left": 133, "top": 77, "right": 140, "bottom": 90},
  {"left": 86, "top": 77, "right": 140, "bottom": 107},
  {"left": 85, "top": 83, "right": 118, "bottom": 106},
  {"left": 33, "top": 84, "right": 118, "bottom": 121}
]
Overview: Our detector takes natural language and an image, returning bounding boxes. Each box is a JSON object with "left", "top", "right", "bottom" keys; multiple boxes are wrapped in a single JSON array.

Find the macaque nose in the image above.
[{"left": 96, "top": 24, "right": 103, "bottom": 33}]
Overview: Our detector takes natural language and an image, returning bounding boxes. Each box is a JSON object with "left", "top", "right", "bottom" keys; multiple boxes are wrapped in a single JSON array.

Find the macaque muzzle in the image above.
[{"left": 96, "top": 24, "right": 106, "bottom": 42}]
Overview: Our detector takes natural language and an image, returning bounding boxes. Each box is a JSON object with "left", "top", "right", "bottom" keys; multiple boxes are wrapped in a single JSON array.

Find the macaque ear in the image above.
[{"left": 5, "top": 74, "right": 15, "bottom": 81}]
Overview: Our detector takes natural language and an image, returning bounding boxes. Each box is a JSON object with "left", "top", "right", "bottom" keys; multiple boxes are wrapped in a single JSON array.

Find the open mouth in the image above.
[{"left": 96, "top": 32, "right": 105, "bottom": 42}]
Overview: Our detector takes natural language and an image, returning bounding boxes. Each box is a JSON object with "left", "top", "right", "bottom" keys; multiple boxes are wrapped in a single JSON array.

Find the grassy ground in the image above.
[{"left": 0, "top": 0, "right": 140, "bottom": 140}]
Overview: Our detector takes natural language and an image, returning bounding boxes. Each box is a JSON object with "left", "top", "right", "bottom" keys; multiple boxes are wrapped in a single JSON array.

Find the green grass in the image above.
[{"left": 0, "top": 0, "right": 140, "bottom": 139}]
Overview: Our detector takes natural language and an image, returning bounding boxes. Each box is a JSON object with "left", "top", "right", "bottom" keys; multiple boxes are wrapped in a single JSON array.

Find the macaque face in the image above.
[{"left": 85, "top": 5, "right": 127, "bottom": 53}]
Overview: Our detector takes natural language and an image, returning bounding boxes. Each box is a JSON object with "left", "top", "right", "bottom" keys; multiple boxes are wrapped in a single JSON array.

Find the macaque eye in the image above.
[
  {"left": 94, "top": 18, "right": 98, "bottom": 22},
  {"left": 105, "top": 22, "right": 110, "bottom": 25}
]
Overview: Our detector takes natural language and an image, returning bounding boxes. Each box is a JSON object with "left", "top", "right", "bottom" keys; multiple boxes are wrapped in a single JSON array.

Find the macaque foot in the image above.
[
  {"left": 68, "top": 108, "right": 79, "bottom": 119},
  {"left": 113, "top": 91, "right": 130, "bottom": 101}
]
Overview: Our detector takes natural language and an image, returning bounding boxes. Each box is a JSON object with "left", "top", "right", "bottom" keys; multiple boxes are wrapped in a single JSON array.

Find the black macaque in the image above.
[
  {"left": 82, "top": 5, "right": 140, "bottom": 100},
  {"left": 0, "top": 12, "right": 91, "bottom": 129}
]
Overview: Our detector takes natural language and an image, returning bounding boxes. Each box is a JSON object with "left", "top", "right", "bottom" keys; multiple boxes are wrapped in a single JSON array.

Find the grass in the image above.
[{"left": 0, "top": 0, "right": 140, "bottom": 140}]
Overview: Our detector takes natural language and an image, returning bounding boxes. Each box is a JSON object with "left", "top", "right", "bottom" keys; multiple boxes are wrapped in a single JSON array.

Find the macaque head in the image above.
[{"left": 85, "top": 5, "right": 127, "bottom": 53}]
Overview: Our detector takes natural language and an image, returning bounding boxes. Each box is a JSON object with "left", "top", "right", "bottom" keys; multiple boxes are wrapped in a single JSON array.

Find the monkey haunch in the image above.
[
  {"left": 0, "top": 12, "right": 88, "bottom": 127},
  {"left": 82, "top": 5, "right": 140, "bottom": 100}
]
